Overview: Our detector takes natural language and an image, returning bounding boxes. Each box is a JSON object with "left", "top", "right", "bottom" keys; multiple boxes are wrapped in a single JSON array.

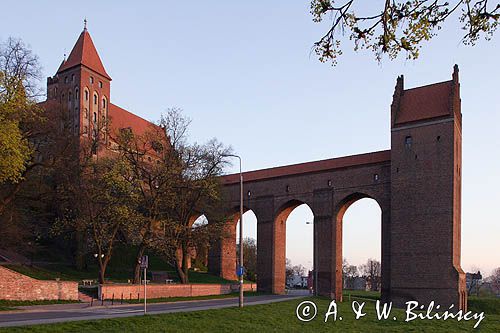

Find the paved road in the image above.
[{"left": 0, "top": 294, "right": 305, "bottom": 328}]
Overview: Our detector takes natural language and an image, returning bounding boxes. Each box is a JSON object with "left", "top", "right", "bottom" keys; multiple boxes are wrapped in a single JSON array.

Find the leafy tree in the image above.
[
  {"left": 311, "top": 0, "right": 500, "bottom": 64},
  {"left": 0, "top": 38, "right": 41, "bottom": 210},
  {"left": 239, "top": 237, "right": 257, "bottom": 282}
]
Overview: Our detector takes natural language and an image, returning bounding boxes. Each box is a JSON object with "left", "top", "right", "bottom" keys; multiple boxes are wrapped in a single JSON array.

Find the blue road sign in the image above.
[{"left": 236, "top": 266, "right": 245, "bottom": 277}]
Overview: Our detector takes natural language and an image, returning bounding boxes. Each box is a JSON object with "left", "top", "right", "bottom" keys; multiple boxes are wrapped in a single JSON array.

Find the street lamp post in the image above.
[
  {"left": 306, "top": 221, "right": 318, "bottom": 296},
  {"left": 224, "top": 154, "right": 244, "bottom": 308}
]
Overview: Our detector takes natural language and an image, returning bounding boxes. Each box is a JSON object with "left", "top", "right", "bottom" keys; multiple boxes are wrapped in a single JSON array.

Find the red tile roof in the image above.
[
  {"left": 108, "top": 103, "right": 161, "bottom": 137},
  {"left": 58, "top": 30, "right": 111, "bottom": 80},
  {"left": 222, "top": 150, "right": 391, "bottom": 184},
  {"left": 396, "top": 81, "right": 452, "bottom": 124}
]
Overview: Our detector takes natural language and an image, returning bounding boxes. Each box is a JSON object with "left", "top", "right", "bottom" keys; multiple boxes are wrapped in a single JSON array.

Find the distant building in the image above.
[
  {"left": 287, "top": 274, "right": 308, "bottom": 288},
  {"left": 344, "top": 277, "right": 367, "bottom": 291}
]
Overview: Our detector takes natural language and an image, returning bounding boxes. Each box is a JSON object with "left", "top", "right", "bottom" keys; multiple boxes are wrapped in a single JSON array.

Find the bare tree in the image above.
[
  {"left": 491, "top": 267, "right": 500, "bottom": 295},
  {"left": 115, "top": 108, "right": 231, "bottom": 284},
  {"left": 359, "top": 258, "right": 381, "bottom": 291}
]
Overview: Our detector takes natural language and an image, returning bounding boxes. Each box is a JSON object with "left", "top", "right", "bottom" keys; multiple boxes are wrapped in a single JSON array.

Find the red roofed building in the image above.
[{"left": 45, "top": 25, "right": 161, "bottom": 157}]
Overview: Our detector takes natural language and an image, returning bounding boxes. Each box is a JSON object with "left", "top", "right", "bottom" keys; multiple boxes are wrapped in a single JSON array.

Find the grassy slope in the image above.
[
  {"left": 1, "top": 297, "right": 499, "bottom": 332},
  {"left": 4, "top": 245, "right": 237, "bottom": 284}
]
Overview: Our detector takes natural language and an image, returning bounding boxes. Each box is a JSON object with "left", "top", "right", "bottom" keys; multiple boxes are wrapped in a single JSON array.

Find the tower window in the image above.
[
  {"left": 85, "top": 90, "right": 89, "bottom": 101},
  {"left": 71, "top": 74, "right": 75, "bottom": 82},
  {"left": 374, "top": 174, "right": 379, "bottom": 181},
  {"left": 64, "top": 76, "right": 68, "bottom": 83},
  {"left": 102, "top": 98, "right": 106, "bottom": 108},
  {"left": 93, "top": 112, "right": 97, "bottom": 123},
  {"left": 75, "top": 88, "right": 79, "bottom": 100},
  {"left": 90, "top": 76, "right": 94, "bottom": 84},
  {"left": 99, "top": 81, "right": 103, "bottom": 88},
  {"left": 405, "top": 136, "right": 412, "bottom": 148},
  {"left": 93, "top": 94, "right": 98, "bottom": 105}
]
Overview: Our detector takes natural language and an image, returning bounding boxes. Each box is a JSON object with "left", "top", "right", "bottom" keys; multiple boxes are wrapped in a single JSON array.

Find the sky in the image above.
[{"left": 2, "top": 1, "right": 499, "bottom": 276}]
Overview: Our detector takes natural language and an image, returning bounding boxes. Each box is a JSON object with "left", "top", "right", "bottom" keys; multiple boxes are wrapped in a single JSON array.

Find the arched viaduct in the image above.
[{"left": 208, "top": 66, "right": 467, "bottom": 309}]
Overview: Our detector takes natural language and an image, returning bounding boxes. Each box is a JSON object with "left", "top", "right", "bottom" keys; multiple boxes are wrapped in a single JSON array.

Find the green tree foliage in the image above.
[
  {"left": 0, "top": 38, "right": 40, "bottom": 184},
  {"left": 311, "top": 0, "right": 500, "bottom": 64}
]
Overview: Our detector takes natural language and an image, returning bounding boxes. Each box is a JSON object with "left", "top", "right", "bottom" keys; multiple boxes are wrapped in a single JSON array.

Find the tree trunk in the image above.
[
  {"left": 75, "top": 228, "right": 86, "bottom": 271},
  {"left": 175, "top": 245, "right": 189, "bottom": 284},
  {"left": 133, "top": 245, "right": 146, "bottom": 284}
]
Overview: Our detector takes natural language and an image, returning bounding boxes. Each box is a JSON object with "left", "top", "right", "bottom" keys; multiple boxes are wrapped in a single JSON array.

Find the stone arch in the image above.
[
  {"left": 207, "top": 207, "right": 247, "bottom": 281},
  {"left": 332, "top": 191, "right": 389, "bottom": 302},
  {"left": 268, "top": 199, "right": 314, "bottom": 294}
]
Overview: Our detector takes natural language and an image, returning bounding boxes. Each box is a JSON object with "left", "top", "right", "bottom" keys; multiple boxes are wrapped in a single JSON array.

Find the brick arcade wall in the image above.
[
  {"left": 99, "top": 283, "right": 257, "bottom": 300},
  {"left": 0, "top": 265, "right": 78, "bottom": 301}
]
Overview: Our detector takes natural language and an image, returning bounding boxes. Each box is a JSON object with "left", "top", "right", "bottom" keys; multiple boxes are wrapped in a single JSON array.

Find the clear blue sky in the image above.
[{"left": 2, "top": 1, "right": 498, "bottom": 275}]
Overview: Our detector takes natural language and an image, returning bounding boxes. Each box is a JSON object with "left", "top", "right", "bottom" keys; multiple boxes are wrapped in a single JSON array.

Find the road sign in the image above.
[
  {"left": 140, "top": 255, "right": 149, "bottom": 269},
  {"left": 236, "top": 266, "right": 245, "bottom": 277}
]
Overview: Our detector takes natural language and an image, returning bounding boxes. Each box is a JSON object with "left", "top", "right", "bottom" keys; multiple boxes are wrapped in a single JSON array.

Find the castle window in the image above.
[
  {"left": 71, "top": 74, "right": 75, "bottom": 82},
  {"left": 93, "top": 94, "right": 98, "bottom": 105},
  {"left": 85, "top": 89, "right": 89, "bottom": 101},
  {"left": 99, "top": 81, "right": 103, "bottom": 88},
  {"left": 374, "top": 174, "right": 379, "bottom": 181},
  {"left": 84, "top": 108, "right": 88, "bottom": 119},
  {"left": 64, "top": 76, "right": 68, "bottom": 83},
  {"left": 405, "top": 136, "right": 412, "bottom": 148},
  {"left": 75, "top": 88, "right": 79, "bottom": 100},
  {"left": 102, "top": 97, "right": 107, "bottom": 109},
  {"left": 90, "top": 76, "right": 94, "bottom": 84},
  {"left": 93, "top": 112, "right": 97, "bottom": 123}
]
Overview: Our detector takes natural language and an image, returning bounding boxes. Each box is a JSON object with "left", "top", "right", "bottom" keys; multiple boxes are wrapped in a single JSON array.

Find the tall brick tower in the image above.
[
  {"left": 390, "top": 65, "right": 466, "bottom": 309},
  {"left": 46, "top": 23, "right": 111, "bottom": 154}
]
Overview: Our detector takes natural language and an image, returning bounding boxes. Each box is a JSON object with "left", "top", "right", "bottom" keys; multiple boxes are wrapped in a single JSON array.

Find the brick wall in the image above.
[
  {"left": 0, "top": 266, "right": 78, "bottom": 301},
  {"left": 99, "top": 283, "right": 257, "bottom": 300}
]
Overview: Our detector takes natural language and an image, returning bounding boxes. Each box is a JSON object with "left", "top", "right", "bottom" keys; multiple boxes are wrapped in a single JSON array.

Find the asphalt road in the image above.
[{"left": 0, "top": 294, "right": 305, "bottom": 328}]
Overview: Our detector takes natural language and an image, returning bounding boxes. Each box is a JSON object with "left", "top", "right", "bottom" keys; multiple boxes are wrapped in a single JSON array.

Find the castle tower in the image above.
[
  {"left": 389, "top": 65, "right": 466, "bottom": 309},
  {"left": 47, "top": 23, "right": 111, "bottom": 154}
]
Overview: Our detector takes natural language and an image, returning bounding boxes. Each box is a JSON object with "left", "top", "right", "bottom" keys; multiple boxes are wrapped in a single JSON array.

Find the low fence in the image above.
[
  {"left": 99, "top": 282, "right": 257, "bottom": 300},
  {"left": 0, "top": 265, "right": 78, "bottom": 301}
]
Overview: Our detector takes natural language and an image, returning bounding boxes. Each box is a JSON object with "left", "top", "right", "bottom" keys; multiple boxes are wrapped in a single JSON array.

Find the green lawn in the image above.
[{"left": 2, "top": 296, "right": 499, "bottom": 332}]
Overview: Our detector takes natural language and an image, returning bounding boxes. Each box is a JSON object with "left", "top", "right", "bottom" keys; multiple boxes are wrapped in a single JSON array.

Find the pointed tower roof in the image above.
[{"left": 57, "top": 29, "right": 111, "bottom": 80}]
